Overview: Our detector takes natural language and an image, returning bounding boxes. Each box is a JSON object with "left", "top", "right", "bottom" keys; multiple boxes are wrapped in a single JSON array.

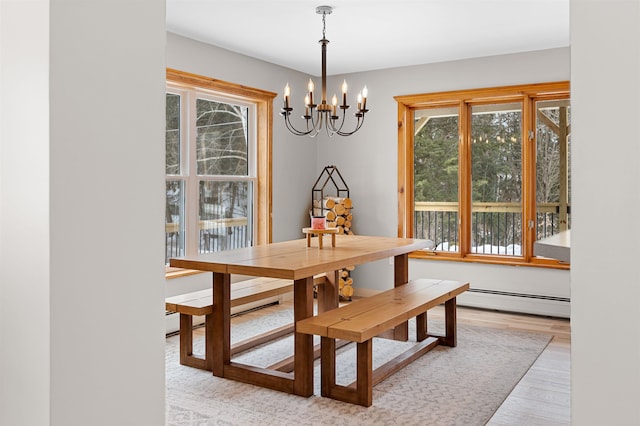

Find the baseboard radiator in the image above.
[
  {"left": 459, "top": 288, "right": 570, "bottom": 318},
  {"left": 354, "top": 286, "right": 570, "bottom": 319},
  {"left": 467, "top": 288, "right": 570, "bottom": 302}
]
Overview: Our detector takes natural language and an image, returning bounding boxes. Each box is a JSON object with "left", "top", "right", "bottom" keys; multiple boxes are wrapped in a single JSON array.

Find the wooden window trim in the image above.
[
  {"left": 165, "top": 69, "right": 277, "bottom": 277},
  {"left": 396, "top": 82, "right": 570, "bottom": 270}
]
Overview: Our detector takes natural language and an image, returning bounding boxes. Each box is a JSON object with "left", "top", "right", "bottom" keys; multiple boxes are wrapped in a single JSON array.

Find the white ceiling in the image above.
[{"left": 166, "top": 0, "right": 570, "bottom": 76}]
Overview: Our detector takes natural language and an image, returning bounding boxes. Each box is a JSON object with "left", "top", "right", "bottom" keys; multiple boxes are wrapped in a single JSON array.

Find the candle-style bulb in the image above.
[
  {"left": 304, "top": 94, "right": 310, "bottom": 107},
  {"left": 361, "top": 86, "right": 368, "bottom": 110},
  {"left": 307, "top": 79, "right": 315, "bottom": 106},
  {"left": 331, "top": 94, "right": 338, "bottom": 106},
  {"left": 283, "top": 84, "right": 291, "bottom": 109},
  {"left": 341, "top": 80, "right": 348, "bottom": 107}
]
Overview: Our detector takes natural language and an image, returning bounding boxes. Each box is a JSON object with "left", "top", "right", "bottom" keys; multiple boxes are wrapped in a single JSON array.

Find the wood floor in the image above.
[{"left": 428, "top": 304, "right": 571, "bottom": 425}]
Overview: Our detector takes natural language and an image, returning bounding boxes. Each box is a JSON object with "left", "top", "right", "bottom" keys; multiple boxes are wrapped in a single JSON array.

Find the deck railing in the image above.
[
  {"left": 165, "top": 217, "right": 249, "bottom": 264},
  {"left": 414, "top": 201, "right": 570, "bottom": 255}
]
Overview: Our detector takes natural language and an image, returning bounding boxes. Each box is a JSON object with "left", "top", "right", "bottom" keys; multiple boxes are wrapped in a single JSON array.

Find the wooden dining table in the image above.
[{"left": 169, "top": 234, "right": 430, "bottom": 397}]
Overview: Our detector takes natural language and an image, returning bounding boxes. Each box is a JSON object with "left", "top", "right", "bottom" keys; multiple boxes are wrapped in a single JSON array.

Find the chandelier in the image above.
[{"left": 281, "top": 6, "right": 369, "bottom": 137}]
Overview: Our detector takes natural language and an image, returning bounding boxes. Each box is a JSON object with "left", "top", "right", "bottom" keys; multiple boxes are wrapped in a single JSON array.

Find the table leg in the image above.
[
  {"left": 306, "top": 233, "right": 311, "bottom": 247},
  {"left": 393, "top": 253, "right": 409, "bottom": 341},
  {"left": 212, "top": 272, "right": 231, "bottom": 377},
  {"left": 318, "top": 270, "right": 340, "bottom": 314},
  {"left": 331, "top": 234, "right": 336, "bottom": 247},
  {"left": 318, "top": 234, "right": 324, "bottom": 249},
  {"left": 293, "top": 276, "right": 314, "bottom": 396}
]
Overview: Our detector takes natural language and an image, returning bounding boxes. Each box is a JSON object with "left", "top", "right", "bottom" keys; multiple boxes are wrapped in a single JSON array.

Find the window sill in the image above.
[
  {"left": 409, "top": 250, "right": 570, "bottom": 270},
  {"left": 165, "top": 266, "right": 207, "bottom": 280}
]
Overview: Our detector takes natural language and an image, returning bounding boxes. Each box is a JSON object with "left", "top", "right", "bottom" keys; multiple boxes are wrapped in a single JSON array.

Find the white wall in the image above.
[
  {"left": 1, "top": 1, "right": 167, "bottom": 425},
  {"left": 319, "top": 48, "right": 572, "bottom": 317},
  {"left": 1, "top": 2, "right": 51, "bottom": 424},
  {"left": 571, "top": 0, "right": 640, "bottom": 424}
]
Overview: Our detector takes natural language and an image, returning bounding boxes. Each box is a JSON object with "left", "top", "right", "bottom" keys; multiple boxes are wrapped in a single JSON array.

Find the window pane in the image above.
[
  {"left": 165, "top": 180, "right": 185, "bottom": 264},
  {"left": 413, "top": 107, "right": 460, "bottom": 252},
  {"left": 536, "top": 100, "right": 571, "bottom": 240},
  {"left": 196, "top": 98, "right": 249, "bottom": 176},
  {"left": 471, "top": 103, "right": 522, "bottom": 256},
  {"left": 166, "top": 93, "right": 181, "bottom": 175},
  {"left": 199, "top": 180, "right": 252, "bottom": 253}
]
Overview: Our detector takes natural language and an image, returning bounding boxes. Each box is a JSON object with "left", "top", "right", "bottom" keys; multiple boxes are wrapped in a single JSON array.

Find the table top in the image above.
[{"left": 170, "top": 235, "right": 430, "bottom": 280}]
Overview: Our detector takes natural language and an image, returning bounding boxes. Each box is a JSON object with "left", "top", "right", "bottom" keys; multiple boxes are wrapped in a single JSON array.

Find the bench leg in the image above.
[
  {"left": 179, "top": 313, "right": 193, "bottom": 365},
  {"left": 416, "top": 297, "right": 458, "bottom": 346},
  {"left": 441, "top": 296, "right": 458, "bottom": 347},
  {"left": 416, "top": 311, "right": 428, "bottom": 342},
  {"left": 320, "top": 336, "right": 336, "bottom": 397},
  {"left": 178, "top": 313, "right": 211, "bottom": 371},
  {"left": 320, "top": 336, "right": 373, "bottom": 407},
  {"left": 356, "top": 340, "right": 373, "bottom": 407}
]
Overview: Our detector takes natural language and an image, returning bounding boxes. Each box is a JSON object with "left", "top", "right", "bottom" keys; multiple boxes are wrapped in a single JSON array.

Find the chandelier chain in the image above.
[{"left": 322, "top": 11, "right": 327, "bottom": 39}]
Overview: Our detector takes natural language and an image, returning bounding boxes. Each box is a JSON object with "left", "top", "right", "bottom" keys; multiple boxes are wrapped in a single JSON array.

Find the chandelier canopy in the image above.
[{"left": 281, "top": 6, "right": 369, "bottom": 137}]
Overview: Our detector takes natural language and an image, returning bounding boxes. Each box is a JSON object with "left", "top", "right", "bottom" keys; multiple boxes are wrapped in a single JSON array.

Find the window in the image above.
[
  {"left": 396, "top": 82, "right": 570, "bottom": 268},
  {"left": 165, "top": 69, "right": 276, "bottom": 267}
]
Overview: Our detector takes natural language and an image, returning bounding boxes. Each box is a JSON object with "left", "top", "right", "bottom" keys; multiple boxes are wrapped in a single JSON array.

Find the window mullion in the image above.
[
  {"left": 522, "top": 95, "right": 537, "bottom": 262},
  {"left": 400, "top": 103, "right": 414, "bottom": 238},
  {"left": 185, "top": 91, "right": 200, "bottom": 257},
  {"left": 459, "top": 101, "right": 472, "bottom": 256}
]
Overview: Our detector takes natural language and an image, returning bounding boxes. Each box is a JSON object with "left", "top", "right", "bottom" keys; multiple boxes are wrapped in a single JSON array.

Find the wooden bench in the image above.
[
  {"left": 296, "top": 278, "right": 469, "bottom": 407},
  {"left": 166, "top": 275, "right": 326, "bottom": 371}
]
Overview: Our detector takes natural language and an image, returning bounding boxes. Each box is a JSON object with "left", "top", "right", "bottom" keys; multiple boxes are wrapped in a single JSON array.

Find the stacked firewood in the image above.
[
  {"left": 338, "top": 265, "right": 355, "bottom": 300},
  {"left": 313, "top": 197, "right": 354, "bottom": 235},
  {"left": 312, "top": 196, "right": 355, "bottom": 300}
]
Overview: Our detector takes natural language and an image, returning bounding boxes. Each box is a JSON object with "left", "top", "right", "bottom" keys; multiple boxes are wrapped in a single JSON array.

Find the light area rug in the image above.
[{"left": 166, "top": 302, "right": 551, "bottom": 426}]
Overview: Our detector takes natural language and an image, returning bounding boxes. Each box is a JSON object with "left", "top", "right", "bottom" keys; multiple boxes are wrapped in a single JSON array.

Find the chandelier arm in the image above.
[
  {"left": 327, "top": 110, "right": 347, "bottom": 133},
  {"left": 335, "top": 115, "right": 366, "bottom": 137},
  {"left": 282, "top": 111, "right": 315, "bottom": 136},
  {"left": 307, "top": 109, "right": 323, "bottom": 137},
  {"left": 323, "top": 113, "right": 337, "bottom": 137},
  {"left": 334, "top": 109, "right": 347, "bottom": 135}
]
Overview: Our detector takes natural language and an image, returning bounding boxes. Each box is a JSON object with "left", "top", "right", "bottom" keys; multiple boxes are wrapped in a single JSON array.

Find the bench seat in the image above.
[
  {"left": 297, "top": 278, "right": 469, "bottom": 407},
  {"left": 166, "top": 275, "right": 326, "bottom": 371}
]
